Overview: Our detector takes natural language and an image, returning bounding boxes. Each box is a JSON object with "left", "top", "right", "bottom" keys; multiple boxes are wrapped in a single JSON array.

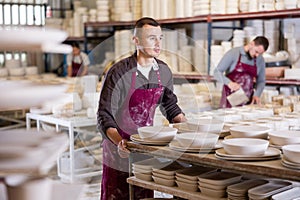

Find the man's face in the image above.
[
  {"left": 135, "top": 24, "right": 163, "bottom": 58},
  {"left": 72, "top": 47, "right": 80, "bottom": 56},
  {"left": 247, "top": 42, "right": 265, "bottom": 59}
]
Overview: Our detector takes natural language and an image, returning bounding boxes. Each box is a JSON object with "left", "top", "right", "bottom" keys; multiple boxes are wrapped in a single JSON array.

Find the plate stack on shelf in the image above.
[
  {"left": 227, "top": 179, "right": 269, "bottom": 200},
  {"left": 175, "top": 165, "right": 216, "bottom": 192},
  {"left": 210, "top": 45, "right": 224, "bottom": 74},
  {"left": 152, "top": 161, "right": 188, "bottom": 187},
  {"left": 281, "top": 144, "right": 300, "bottom": 169},
  {"left": 248, "top": 180, "right": 292, "bottom": 200},
  {"left": 193, "top": 0, "right": 210, "bottom": 16},
  {"left": 226, "top": 0, "right": 239, "bottom": 14},
  {"left": 210, "top": 0, "right": 226, "bottom": 14},
  {"left": 96, "top": 0, "right": 110, "bottom": 22},
  {"left": 198, "top": 171, "right": 242, "bottom": 198},
  {"left": 232, "top": 30, "right": 245, "bottom": 48},
  {"left": 268, "top": 130, "right": 300, "bottom": 150},
  {"left": 239, "top": 0, "right": 249, "bottom": 12},
  {"left": 111, "top": 0, "right": 132, "bottom": 21},
  {"left": 132, "top": 158, "right": 172, "bottom": 182},
  {"left": 271, "top": 187, "right": 300, "bottom": 200}
]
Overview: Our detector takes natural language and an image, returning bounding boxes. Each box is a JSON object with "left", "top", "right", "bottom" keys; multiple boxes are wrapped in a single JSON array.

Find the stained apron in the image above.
[
  {"left": 71, "top": 56, "right": 82, "bottom": 77},
  {"left": 220, "top": 54, "right": 257, "bottom": 108},
  {"left": 101, "top": 70, "right": 164, "bottom": 200}
]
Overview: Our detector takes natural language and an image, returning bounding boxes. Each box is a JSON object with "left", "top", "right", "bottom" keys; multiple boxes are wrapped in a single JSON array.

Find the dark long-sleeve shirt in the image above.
[{"left": 97, "top": 53, "right": 183, "bottom": 136}]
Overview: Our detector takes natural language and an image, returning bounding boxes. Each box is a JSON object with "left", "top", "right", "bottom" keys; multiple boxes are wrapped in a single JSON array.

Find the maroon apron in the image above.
[
  {"left": 220, "top": 54, "right": 257, "bottom": 108},
  {"left": 101, "top": 70, "right": 164, "bottom": 200},
  {"left": 71, "top": 55, "right": 82, "bottom": 77}
]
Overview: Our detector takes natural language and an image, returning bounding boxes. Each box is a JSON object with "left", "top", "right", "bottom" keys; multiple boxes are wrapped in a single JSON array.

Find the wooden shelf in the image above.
[
  {"left": 127, "top": 142, "right": 300, "bottom": 182},
  {"left": 127, "top": 177, "right": 227, "bottom": 200}
]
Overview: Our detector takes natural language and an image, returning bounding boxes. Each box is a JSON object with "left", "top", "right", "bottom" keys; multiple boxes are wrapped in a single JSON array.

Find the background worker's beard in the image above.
[{"left": 246, "top": 51, "right": 253, "bottom": 60}]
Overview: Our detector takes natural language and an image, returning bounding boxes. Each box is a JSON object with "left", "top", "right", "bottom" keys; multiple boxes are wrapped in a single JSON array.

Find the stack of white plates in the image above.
[
  {"left": 264, "top": 20, "right": 280, "bottom": 54},
  {"left": 198, "top": 171, "right": 242, "bottom": 198},
  {"left": 252, "top": 20, "right": 264, "bottom": 36},
  {"left": 281, "top": 144, "right": 300, "bottom": 169},
  {"left": 210, "top": 0, "right": 226, "bottom": 14},
  {"left": 248, "top": 0, "right": 258, "bottom": 12},
  {"left": 233, "top": 30, "right": 245, "bottom": 48},
  {"left": 275, "top": 0, "right": 285, "bottom": 10},
  {"left": 210, "top": 45, "right": 224, "bottom": 74},
  {"left": 175, "top": 165, "right": 215, "bottom": 192},
  {"left": 193, "top": 0, "right": 210, "bottom": 16},
  {"left": 152, "top": 162, "right": 188, "bottom": 187},
  {"left": 239, "top": 0, "right": 249, "bottom": 12},
  {"left": 227, "top": 0, "right": 239, "bottom": 14},
  {"left": 248, "top": 180, "right": 292, "bottom": 199},
  {"left": 258, "top": 0, "right": 275, "bottom": 11},
  {"left": 284, "top": 0, "right": 297, "bottom": 9},
  {"left": 111, "top": 0, "right": 131, "bottom": 21},
  {"left": 132, "top": 158, "right": 172, "bottom": 181},
  {"left": 96, "top": 0, "right": 110, "bottom": 22},
  {"left": 227, "top": 179, "right": 269, "bottom": 200},
  {"left": 271, "top": 187, "right": 300, "bottom": 200}
]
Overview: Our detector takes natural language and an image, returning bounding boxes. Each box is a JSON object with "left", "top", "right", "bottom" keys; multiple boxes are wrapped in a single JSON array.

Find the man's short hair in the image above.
[{"left": 253, "top": 36, "right": 269, "bottom": 51}]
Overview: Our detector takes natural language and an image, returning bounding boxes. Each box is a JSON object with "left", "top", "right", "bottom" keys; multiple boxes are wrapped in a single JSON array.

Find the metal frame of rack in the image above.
[{"left": 79, "top": 8, "right": 300, "bottom": 77}]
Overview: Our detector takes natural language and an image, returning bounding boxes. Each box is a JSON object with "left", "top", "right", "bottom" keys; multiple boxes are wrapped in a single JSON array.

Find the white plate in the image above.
[
  {"left": 215, "top": 148, "right": 281, "bottom": 161},
  {"left": 130, "top": 134, "right": 170, "bottom": 145},
  {"left": 168, "top": 140, "right": 221, "bottom": 153}
]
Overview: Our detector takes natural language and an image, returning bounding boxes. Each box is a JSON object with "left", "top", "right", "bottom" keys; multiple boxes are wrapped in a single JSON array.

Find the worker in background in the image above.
[
  {"left": 97, "top": 17, "right": 186, "bottom": 200},
  {"left": 67, "top": 42, "right": 90, "bottom": 77},
  {"left": 213, "top": 36, "right": 269, "bottom": 108}
]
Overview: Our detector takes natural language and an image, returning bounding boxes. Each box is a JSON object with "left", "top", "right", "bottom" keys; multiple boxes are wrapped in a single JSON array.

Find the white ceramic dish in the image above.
[
  {"left": 198, "top": 171, "right": 242, "bottom": 186},
  {"left": 137, "top": 126, "right": 177, "bottom": 141},
  {"left": 222, "top": 138, "right": 269, "bottom": 156},
  {"left": 186, "top": 119, "right": 224, "bottom": 133},
  {"left": 152, "top": 176, "right": 175, "bottom": 187},
  {"left": 269, "top": 130, "right": 300, "bottom": 146},
  {"left": 175, "top": 165, "right": 216, "bottom": 181},
  {"left": 198, "top": 186, "right": 226, "bottom": 198},
  {"left": 215, "top": 147, "right": 281, "bottom": 158},
  {"left": 152, "top": 171, "right": 174, "bottom": 180},
  {"left": 175, "top": 180, "right": 198, "bottom": 192},
  {"left": 248, "top": 180, "right": 292, "bottom": 200},
  {"left": 168, "top": 140, "right": 221, "bottom": 153},
  {"left": 271, "top": 187, "right": 300, "bottom": 200},
  {"left": 175, "top": 132, "right": 219, "bottom": 149},
  {"left": 130, "top": 134, "right": 171, "bottom": 146},
  {"left": 282, "top": 144, "right": 300, "bottom": 164},
  {"left": 133, "top": 172, "right": 152, "bottom": 181},
  {"left": 229, "top": 125, "right": 270, "bottom": 139},
  {"left": 132, "top": 158, "right": 172, "bottom": 171}
]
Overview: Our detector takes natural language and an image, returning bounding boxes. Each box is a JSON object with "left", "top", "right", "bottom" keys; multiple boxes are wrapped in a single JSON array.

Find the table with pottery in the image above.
[{"left": 126, "top": 113, "right": 300, "bottom": 200}]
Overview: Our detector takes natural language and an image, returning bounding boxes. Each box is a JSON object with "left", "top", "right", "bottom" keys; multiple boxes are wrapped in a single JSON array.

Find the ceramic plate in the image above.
[
  {"left": 215, "top": 148, "right": 281, "bottom": 161},
  {"left": 168, "top": 140, "right": 221, "bottom": 153},
  {"left": 130, "top": 134, "right": 170, "bottom": 145}
]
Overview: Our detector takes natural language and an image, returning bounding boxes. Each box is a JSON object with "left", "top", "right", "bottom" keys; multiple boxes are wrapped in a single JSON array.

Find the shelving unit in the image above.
[
  {"left": 83, "top": 8, "right": 300, "bottom": 76},
  {"left": 127, "top": 142, "right": 300, "bottom": 200},
  {"left": 26, "top": 113, "right": 101, "bottom": 183}
]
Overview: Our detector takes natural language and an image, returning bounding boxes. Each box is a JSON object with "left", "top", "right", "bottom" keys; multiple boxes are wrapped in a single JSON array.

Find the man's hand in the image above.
[
  {"left": 228, "top": 82, "right": 240, "bottom": 92},
  {"left": 117, "top": 139, "right": 130, "bottom": 158},
  {"left": 251, "top": 96, "right": 261, "bottom": 105}
]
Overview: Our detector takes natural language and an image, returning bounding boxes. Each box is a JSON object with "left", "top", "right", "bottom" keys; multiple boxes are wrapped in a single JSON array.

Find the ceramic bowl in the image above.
[
  {"left": 175, "top": 132, "right": 219, "bottom": 148},
  {"left": 137, "top": 126, "right": 177, "bottom": 141},
  {"left": 222, "top": 138, "right": 269, "bottom": 155},
  {"left": 186, "top": 119, "right": 224, "bottom": 133},
  {"left": 268, "top": 130, "right": 300, "bottom": 146},
  {"left": 229, "top": 125, "right": 270, "bottom": 139},
  {"left": 282, "top": 144, "right": 300, "bottom": 163}
]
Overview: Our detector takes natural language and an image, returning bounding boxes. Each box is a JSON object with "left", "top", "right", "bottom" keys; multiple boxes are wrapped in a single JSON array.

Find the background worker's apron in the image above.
[{"left": 220, "top": 54, "right": 257, "bottom": 108}]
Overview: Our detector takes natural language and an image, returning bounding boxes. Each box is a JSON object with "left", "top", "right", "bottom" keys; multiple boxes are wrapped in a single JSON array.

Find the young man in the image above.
[
  {"left": 97, "top": 17, "right": 186, "bottom": 200},
  {"left": 213, "top": 36, "right": 269, "bottom": 108}
]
